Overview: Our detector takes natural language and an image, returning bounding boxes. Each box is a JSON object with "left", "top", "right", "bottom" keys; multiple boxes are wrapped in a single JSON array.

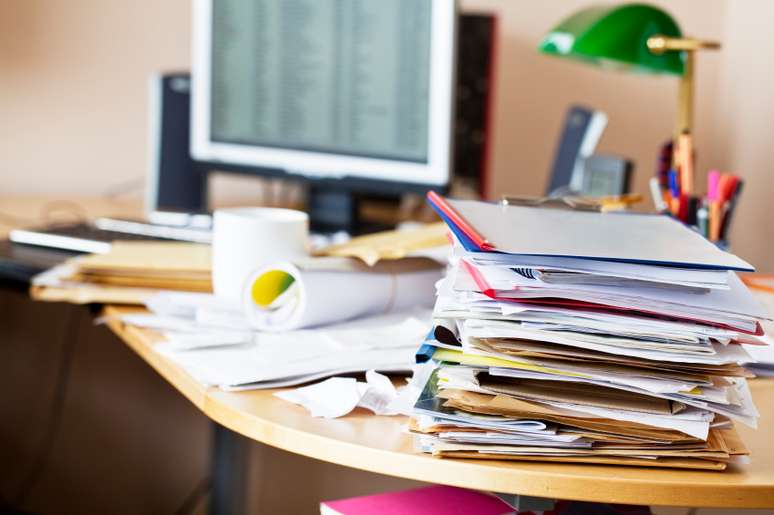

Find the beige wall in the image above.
[
  {"left": 2, "top": 4, "right": 774, "bottom": 513},
  {"left": 0, "top": 0, "right": 772, "bottom": 270}
]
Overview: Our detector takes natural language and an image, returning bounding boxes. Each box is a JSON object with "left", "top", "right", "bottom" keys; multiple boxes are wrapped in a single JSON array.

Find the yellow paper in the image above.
[{"left": 318, "top": 222, "right": 449, "bottom": 266}]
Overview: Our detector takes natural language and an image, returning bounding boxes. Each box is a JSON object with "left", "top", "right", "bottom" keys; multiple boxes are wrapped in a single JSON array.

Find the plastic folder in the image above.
[{"left": 427, "top": 191, "right": 754, "bottom": 271}]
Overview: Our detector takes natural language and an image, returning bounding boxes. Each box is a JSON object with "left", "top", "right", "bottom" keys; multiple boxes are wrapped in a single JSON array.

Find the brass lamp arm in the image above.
[
  {"left": 647, "top": 36, "right": 721, "bottom": 54},
  {"left": 645, "top": 36, "right": 721, "bottom": 138}
]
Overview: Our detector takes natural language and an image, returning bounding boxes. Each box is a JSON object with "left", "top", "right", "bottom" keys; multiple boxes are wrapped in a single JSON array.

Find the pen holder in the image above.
[
  {"left": 674, "top": 211, "right": 729, "bottom": 250},
  {"left": 662, "top": 188, "right": 739, "bottom": 250}
]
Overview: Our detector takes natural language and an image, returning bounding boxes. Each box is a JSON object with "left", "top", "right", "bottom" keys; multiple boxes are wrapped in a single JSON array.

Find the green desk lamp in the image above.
[{"left": 538, "top": 3, "right": 720, "bottom": 138}]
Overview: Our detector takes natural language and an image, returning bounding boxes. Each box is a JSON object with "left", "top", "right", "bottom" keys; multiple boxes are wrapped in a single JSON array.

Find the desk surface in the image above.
[{"left": 103, "top": 305, "right": 774, "bottom": 509}]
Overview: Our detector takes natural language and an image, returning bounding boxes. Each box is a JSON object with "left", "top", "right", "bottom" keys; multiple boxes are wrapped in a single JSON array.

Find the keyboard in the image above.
[{"left": 9, "top": 218, "right": 212, "bottom": 254}]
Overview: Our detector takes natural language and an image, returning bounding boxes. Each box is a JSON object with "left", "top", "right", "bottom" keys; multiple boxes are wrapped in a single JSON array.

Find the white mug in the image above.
[{"left": 212, "top": 207, "right": 309, "bottom": 303}]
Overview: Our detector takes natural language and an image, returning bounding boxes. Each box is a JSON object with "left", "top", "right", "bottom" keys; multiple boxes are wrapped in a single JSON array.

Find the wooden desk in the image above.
[
  {"left": 104, "top": 305, "right": 774, "bottom": 509},
  {"left": 4, "top": 197, "right": 774, "bottom": 509}
]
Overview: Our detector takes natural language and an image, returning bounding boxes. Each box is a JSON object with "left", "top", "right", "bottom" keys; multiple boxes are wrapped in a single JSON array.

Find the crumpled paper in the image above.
[{"left": 274, "top": 363, "right": 435, "bottom": 418}]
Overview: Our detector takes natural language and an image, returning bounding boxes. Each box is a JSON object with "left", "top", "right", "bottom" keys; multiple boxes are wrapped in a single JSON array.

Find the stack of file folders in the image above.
[{"left": 410, "top": 193, "right": 771, "bottom": 470}]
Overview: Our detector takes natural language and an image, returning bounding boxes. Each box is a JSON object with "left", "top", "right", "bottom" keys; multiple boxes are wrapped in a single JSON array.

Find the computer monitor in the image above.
[{"left": 191, "top": 0, "right": 457, "bottom": 231}]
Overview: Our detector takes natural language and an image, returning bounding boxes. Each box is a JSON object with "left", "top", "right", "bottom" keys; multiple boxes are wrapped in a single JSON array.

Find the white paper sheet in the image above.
[
  {"left": 153, "top": 310, "right": 431, "bottom": 389},
  {"left": 463, "top": 250, "right": 731, "bottom": 289}
]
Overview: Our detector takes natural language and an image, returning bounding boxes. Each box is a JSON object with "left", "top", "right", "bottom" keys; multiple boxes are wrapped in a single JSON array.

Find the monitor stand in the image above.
[
  {"left": 307, "top": 185, "right": 393, "bottom": 235},
  {"left": 162, "top": 158, "right": 395, "bottom": 235}
]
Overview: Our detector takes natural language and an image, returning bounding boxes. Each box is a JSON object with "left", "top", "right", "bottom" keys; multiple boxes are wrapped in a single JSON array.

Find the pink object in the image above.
[
  {"left": 320, "top": 485, "right": 514, "bottom": 515},
  {"left": 707, "top": 170, "right": 721, "bottom": 201}
]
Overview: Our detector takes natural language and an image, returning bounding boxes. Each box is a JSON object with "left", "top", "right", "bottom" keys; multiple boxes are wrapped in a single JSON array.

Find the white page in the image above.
[
  {"left": 464, "top": 251, "right": 731, "bottom": 288},
  {"left": 146, "top": 291, "right": 240, "bottom": 317},
  {"left": 159, "top": 345, "right": 416, "bottom": 388},
  {"left": 164, "top": 330, "right": 255, "bottom": 350},
  {"left": 461, "top": 320, "right": 721, "bottom": 359},
  {"left": 487, "top": 366, "right": 698, "bottom": 395},
  {"left": 744, "top": 331, "right": 774, "bottom": 365},
  {"left": 119, "top": 313, "right": 203, "bottom": 332},
  {"left": 153, "top": 311, "right": 429, "bottom": 388},
  {"left": 412, "top": 411, "right": 549, "bottom": 433},
  {"left": 540, "top": 402, "right": 712, "bottom": 440},
  {"left": 441, "top": 431, "right": 584, "bottom": 443},
  {"left": 438, "top": 434, "right": 593, "bottom": 448}
]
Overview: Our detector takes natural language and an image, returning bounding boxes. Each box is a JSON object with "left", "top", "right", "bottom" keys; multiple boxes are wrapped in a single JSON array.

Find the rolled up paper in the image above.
[{"left": 243, "top": 261, "right": 441, "bottom": 332}]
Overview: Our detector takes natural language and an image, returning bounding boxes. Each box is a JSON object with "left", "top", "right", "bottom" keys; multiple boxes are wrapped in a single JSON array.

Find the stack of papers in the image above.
[
  {"left": 67, "top": 242, "right": 212, "bottom": 291},
  {"left": 31, "top": 242, "right": 213, "bottom": 304},
  {"left": 409, "top": 194, "right": 772, "bottom": 470}
]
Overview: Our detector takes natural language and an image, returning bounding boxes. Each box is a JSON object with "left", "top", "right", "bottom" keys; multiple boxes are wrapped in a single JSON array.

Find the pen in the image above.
[
  {"left": 719, "top": 177, "right": 743, "bottom": 242},
  {"left": 677, "top": 194, "right": 689, "bottom": 223},
  {"left": 667, "top": 169, "right": 680, "bottom": 216},
  {"left": 686, "top": 196, "right": 699, "bottom": 226},
  {"left": 657, "top": 140, "right": 673, "bottom": 189},
  {"left": 649, "top": 177, "right": 668, "bottom": 212},
  {"left": 678, "top": 133, "right": 694, "bottom": 195}
]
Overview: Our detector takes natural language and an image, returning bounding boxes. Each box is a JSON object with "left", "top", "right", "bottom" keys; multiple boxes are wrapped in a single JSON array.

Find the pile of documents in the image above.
[
  {"left": 410, "top": 194, "right": 771, "bottom": 470},
  {"left": 72, "top": 242, "right": 212, "bottom": 290},
  {"left": 32, "top": 242, "right": 213, "bottom": 304}
]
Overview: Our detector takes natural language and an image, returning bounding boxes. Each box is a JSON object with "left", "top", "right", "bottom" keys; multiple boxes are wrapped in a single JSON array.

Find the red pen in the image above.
[
  {"left": 711, "top": 174, "right": 738, "bottom": 241},
  {"left": 677, "top": 194, "right": 689, "bottom": 222}
]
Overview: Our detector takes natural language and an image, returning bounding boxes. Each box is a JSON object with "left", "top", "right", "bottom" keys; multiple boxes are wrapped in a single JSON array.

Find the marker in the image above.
[
  {"left": 720, "top": 175, "right": 739, "bottom": 204},
  {"left": 709, "top": 173, "right": 725, "bottom": 241},
  {"left": 707, "top": 170, "right": 721, "bottom": 201},
  {"left": 707, "top": 170, "right": 721, "bottom": 240}
]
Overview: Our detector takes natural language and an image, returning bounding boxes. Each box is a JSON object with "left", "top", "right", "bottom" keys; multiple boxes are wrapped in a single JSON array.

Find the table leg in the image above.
[
  {"left": 210, "top": 423, "right": 249, "bottom": 515},
  {"left": 493, "top": 492, "right": 555, "bottom": 512}
]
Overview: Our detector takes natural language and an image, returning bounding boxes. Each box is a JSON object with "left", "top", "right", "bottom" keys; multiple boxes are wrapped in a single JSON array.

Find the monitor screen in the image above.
[{"left": 192, "top": 0, "right": 456, "bottom": 187}]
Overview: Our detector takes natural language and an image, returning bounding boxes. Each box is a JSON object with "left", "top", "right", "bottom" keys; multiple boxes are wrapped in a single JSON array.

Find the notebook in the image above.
[{"left": 319, "top": 485, "right": 513, "bottom": 515}]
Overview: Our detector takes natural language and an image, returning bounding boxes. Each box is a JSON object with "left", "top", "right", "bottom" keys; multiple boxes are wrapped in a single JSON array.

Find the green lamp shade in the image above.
[{"left": 539, "top": 4, "right": 684, "bottom": 75}]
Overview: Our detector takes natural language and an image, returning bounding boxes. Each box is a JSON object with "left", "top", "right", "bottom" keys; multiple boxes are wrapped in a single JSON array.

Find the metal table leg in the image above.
[
  {"left": 210, "top": 423, "right": 249, "bottom": 515},
  {"left": 494, "top": 492, "right": 556, "bottom": 512}
]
